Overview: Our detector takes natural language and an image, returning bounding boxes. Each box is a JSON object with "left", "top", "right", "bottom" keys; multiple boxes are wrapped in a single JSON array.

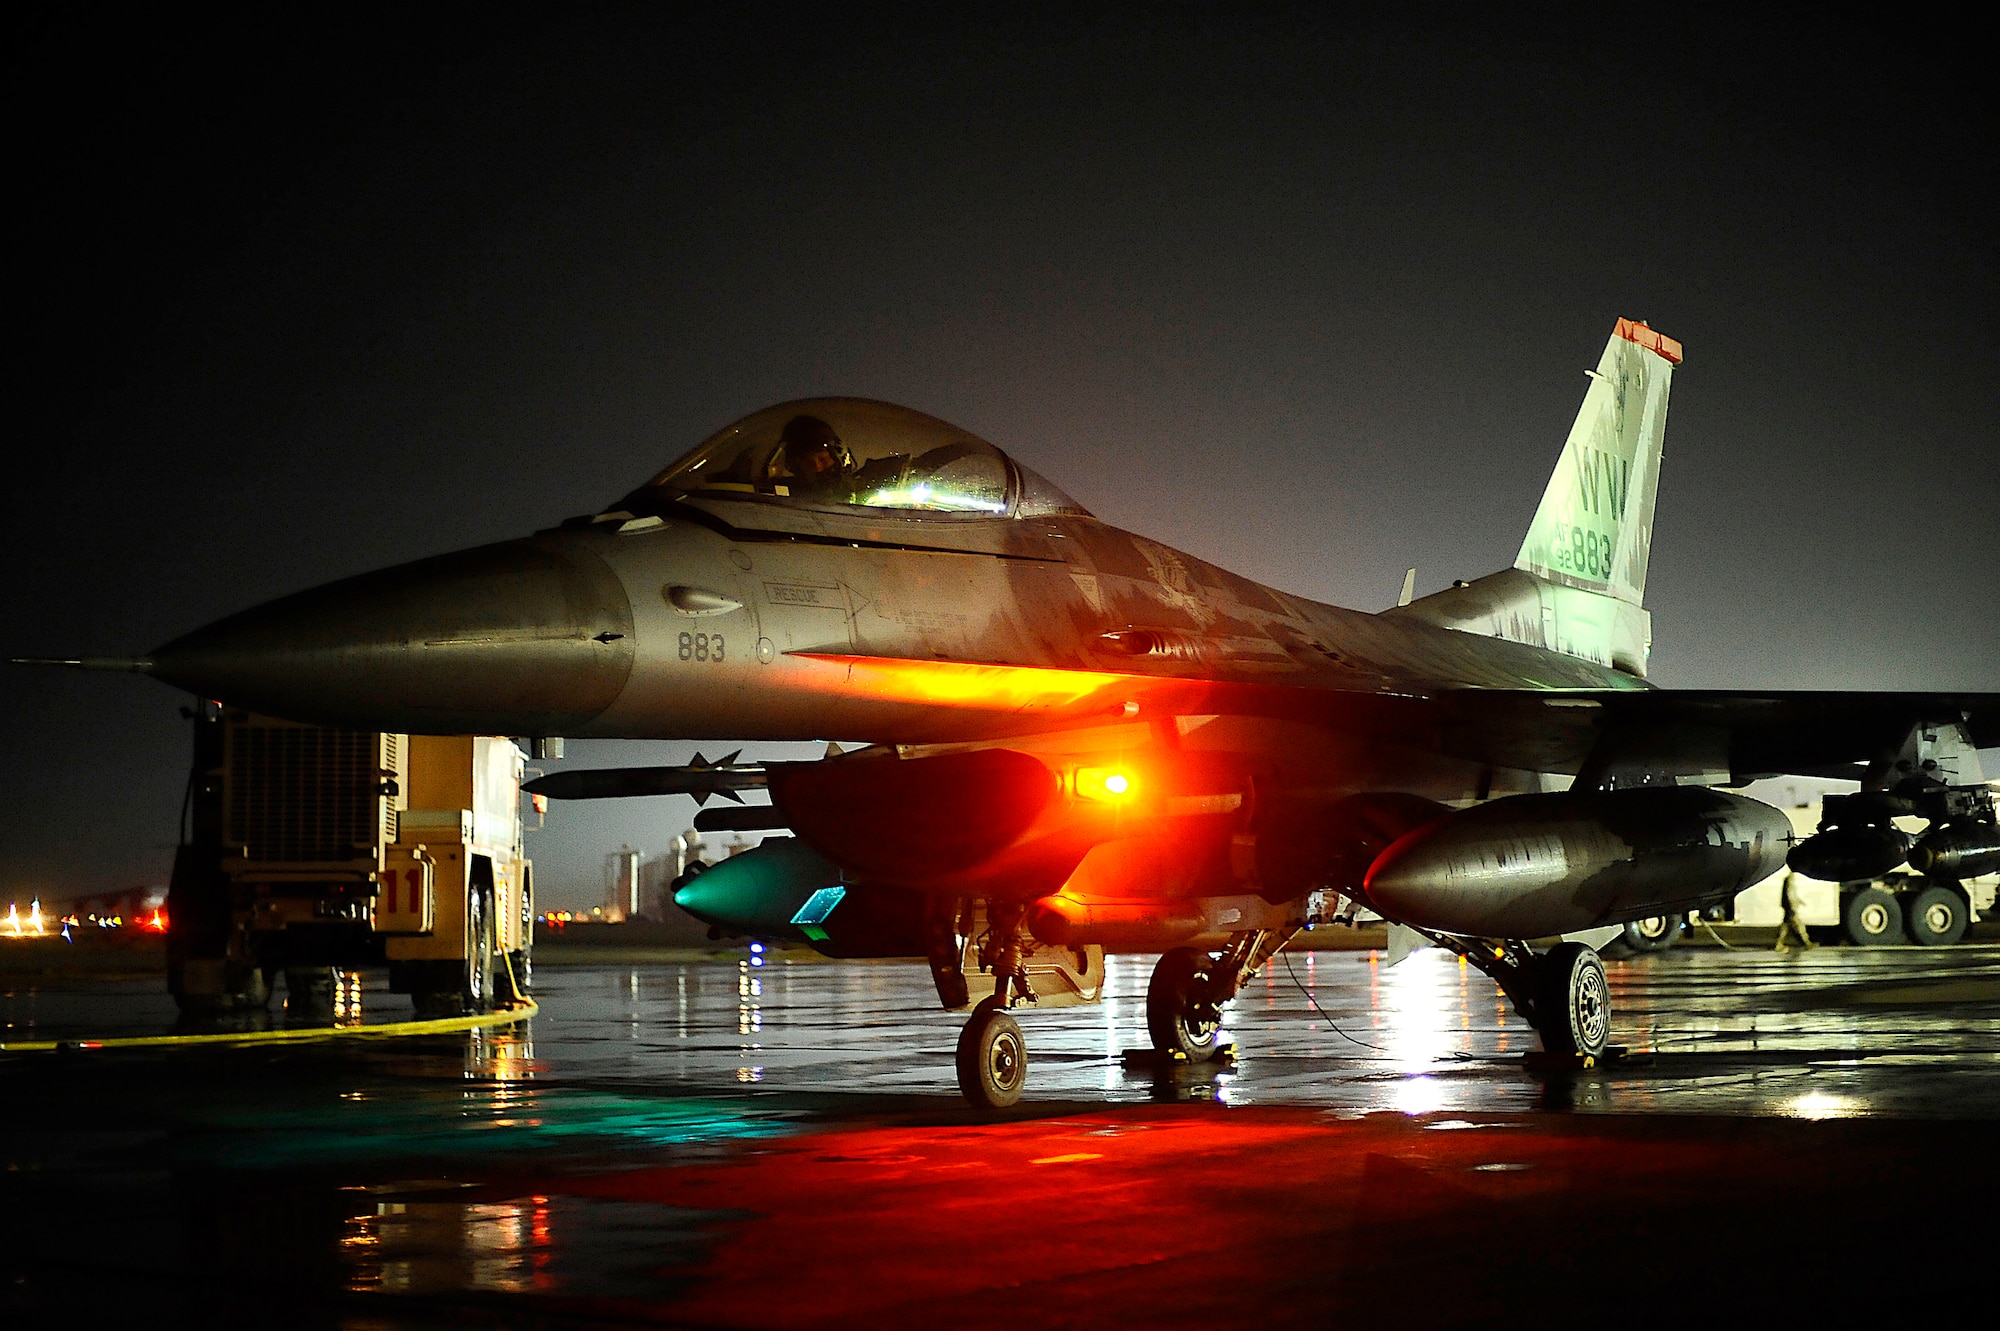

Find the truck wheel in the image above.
[
  {"left": 463, "top": 886, "right": 496, "bottom": 1013},
  {"left": 1617, "top": 915, "right": 1679, "bottom": 954},
  {"left": 283, "top": 967, "right": 339, "bottom": 1022},
  {"left": 1534, "top": 943, "right": 1610, "bottom": 1057},
  {"left": 410, "top": 889, "right": 497, "bottom": 1018},
  {"left": 1905, "top": 884, "right": 1968, "bottom": 947},
  {"left": 170, "top": 959, "right": 273, "bottom": 1016},
  {"left": 1841, "top": 885, "right": 1904, "bottom": 946}
]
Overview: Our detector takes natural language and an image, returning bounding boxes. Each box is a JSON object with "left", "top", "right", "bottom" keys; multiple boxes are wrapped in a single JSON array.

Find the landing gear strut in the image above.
[{"left": 1423, "top": 932, "right": 1612, "bottom": 1059}]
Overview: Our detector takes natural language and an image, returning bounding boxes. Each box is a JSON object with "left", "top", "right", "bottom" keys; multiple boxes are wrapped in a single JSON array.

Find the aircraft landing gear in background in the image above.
[{"left": 1601, "top": 913, "right": 1680, "bottom": 958}]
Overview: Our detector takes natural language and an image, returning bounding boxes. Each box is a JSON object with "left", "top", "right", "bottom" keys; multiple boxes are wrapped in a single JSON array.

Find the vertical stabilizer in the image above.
[{"left": 1514, "top": 319, "right": 1680, "bottom": 606}]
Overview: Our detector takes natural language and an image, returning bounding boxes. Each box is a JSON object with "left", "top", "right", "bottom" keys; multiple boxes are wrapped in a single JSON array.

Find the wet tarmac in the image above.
[{"left": 8, "top": 944, "right": 2000, "bottom": 1327}]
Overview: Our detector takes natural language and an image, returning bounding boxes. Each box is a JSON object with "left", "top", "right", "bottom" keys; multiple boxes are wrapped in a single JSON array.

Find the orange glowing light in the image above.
[
  {"left": 1074, "top": 767, "right": 1138, "bottom": 802},
  {"left": 144, "top": 908, "right": 169, "bottom": 933},
  {"left": 796, "top": 653, "right": 1164, "bottom": 715}
]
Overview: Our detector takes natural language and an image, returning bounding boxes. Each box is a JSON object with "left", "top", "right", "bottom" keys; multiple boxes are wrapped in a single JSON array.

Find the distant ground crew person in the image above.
[{"left": 1774, "top": 871, "right": 1816, "bottom": 951}]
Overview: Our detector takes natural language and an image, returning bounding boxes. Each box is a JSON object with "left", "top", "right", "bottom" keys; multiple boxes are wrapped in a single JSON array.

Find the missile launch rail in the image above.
[{"left": 166, "top": 703, "right": 534, "bottom": 1018}]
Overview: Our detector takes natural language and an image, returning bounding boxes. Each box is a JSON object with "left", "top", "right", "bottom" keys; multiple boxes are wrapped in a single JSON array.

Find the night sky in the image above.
[{"left": 8, "top": 9, "right": 1996, "bottom": 910}]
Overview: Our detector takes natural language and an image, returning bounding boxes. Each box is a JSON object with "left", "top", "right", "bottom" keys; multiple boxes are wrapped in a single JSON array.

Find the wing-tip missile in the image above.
[{"left": 522, "top": 762, "right": 768, "bottom": 801}]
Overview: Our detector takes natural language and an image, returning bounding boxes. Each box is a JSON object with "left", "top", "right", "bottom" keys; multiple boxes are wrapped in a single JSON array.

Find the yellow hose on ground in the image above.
[{"left": 0, "top": 991, "right": 536, "bottom": 1054}]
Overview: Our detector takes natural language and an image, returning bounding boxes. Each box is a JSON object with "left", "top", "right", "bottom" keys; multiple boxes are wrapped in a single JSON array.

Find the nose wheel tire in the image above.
[
  {"left": 956, "top": 997, "right": 1027, "bottom": 1109},
  {"left": 1147, "top": 947, "right": 1224, "bottom": 1062},
  {"left": 1535, "top": 942, "right": 1610, "bottom": 1058}
]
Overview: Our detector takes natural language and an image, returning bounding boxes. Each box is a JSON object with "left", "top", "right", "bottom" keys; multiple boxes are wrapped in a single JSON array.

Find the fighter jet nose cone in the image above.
[{"left": 149, "top": 536, "right": 635, "bottom": 733}]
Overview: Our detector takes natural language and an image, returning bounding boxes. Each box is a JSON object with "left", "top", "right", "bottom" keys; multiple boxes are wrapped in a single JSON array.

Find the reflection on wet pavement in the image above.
[
  {"left": 489, "top": 947, "right": 2000, "bottom": 1119},
  {"left": 12, "top": 946, "right": 2000, "bottom": 1121},
  {"left": 339, "top": 1187, "right": 743, "bottom": 1298},
  {"left": 9, "top": 945, "right": 2000, "bottom": 1325}
]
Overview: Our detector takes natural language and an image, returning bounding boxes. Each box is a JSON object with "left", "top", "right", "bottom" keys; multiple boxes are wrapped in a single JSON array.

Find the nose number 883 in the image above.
[{"left": 678, "top": 631, "right": 724, "bottom": 663}]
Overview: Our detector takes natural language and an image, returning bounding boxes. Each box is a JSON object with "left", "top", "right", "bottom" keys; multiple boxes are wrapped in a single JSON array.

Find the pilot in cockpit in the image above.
[{"left": 773, "top": 414, "right": 856, "bottom": 500}]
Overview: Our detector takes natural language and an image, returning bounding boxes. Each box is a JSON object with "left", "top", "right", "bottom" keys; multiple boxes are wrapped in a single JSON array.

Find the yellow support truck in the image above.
[{"left": 166, "top": 704, "right": 533, "bottom": 1018}]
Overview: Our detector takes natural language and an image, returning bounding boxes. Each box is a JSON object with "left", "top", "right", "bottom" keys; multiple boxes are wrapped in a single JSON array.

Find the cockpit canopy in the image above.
[{"left": 617, "top": 398, "right": 1091, "bottom": 520}]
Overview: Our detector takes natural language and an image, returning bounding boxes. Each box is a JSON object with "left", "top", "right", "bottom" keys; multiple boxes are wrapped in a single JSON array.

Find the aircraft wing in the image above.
[{"left": 1537, "top": 688, "right": 2000, "bottom": 780}]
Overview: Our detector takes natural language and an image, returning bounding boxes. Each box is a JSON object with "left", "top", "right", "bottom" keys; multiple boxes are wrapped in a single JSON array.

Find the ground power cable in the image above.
[
  {"left": 1694, "top": 916, "right": 1739, "bottom": 950},
  {"left": 1278, "top": 945, "right": 1386, "bottom": 1052},
  {"left": 0, "top": 998, "right": 537, "bottom": 1054}
]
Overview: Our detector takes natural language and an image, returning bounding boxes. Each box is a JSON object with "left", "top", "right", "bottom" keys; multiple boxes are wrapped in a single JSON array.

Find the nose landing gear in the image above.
[
  {"left": 930, "top": 899, "right": 1105, "bottom": 1109},
  {"left": 956, "top": 997, "right": 1028, "bottom": 1108}
]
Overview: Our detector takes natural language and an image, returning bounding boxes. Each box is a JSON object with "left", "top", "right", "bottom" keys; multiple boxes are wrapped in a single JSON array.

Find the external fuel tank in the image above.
[{"left": 1362, "top": 787, "right": 1791, "bottom": 938}]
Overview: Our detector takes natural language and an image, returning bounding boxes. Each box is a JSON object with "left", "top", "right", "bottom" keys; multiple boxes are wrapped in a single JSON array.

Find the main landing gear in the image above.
[
  {"left": 1425, "top": 932, "right": 1612, "bottom": 1060},
  {"left": 1144, "top": 930, "right": 1296, "bottom": 1063}
]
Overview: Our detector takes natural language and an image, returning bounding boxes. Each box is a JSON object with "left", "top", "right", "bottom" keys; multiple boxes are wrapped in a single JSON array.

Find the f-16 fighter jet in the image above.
[{"left": 31, "top": 320, "right": 1999, "bottom": 1105}]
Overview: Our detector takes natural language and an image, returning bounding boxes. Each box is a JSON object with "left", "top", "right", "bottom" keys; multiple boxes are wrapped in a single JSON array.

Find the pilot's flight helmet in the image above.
[{"left": 778, "top": 414, "right": 852, "bottom": 478}]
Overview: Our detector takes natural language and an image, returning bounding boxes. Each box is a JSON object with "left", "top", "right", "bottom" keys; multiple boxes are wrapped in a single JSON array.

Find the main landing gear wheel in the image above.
[
  {"left": 1535, "top": 942, "right": 1610, "bottom": 1058},
  {"left": 956, "top": 997, "right": 1027, "bottom": 1109},
  {"left": 1147, "top": 947, "right": 1223, "bottom": 1062}
]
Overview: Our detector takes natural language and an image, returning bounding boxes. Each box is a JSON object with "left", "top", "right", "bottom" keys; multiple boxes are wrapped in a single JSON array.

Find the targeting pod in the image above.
[{"left": 671, "top": 838, "right": 925, "bottom": 958}]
